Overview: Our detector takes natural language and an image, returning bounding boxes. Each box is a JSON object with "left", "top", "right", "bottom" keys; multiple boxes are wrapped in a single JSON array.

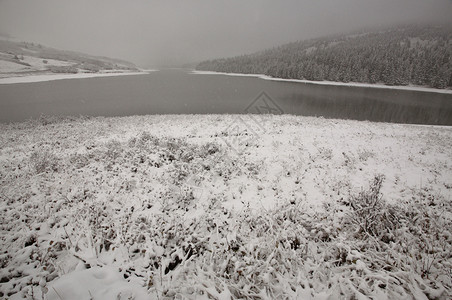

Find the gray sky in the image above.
[{"left": 1, "top": 0, "right": 451, "bottom": 67}]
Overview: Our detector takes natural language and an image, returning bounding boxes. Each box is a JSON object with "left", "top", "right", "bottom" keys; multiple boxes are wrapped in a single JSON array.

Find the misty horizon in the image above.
[{"left": 1, "top": 0, "right": 452, "bottom": 68}]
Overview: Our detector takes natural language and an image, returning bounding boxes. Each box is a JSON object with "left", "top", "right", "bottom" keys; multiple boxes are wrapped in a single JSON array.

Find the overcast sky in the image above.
[{"left": 1, "top": 0, "right": 451, "bottom": 67}]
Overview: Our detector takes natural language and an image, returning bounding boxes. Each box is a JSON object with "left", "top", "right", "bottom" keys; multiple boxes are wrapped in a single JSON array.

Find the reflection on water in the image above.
[
  {"left": 281, "top": 89, "right": 451, "bottom": 125},
  {"left": 0, "top": 69, "right": 451, "bottom": 125}
]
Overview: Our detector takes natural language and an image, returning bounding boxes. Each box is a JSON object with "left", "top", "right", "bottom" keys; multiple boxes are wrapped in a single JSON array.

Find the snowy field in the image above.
[
  {"left": 0, "top": 114, "right": 451, "bottom": 299},
  {"left": 191, "top": 71, "right": 452, "bottom": 95}
]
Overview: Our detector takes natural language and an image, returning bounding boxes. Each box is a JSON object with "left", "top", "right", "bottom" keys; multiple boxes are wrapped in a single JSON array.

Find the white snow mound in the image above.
[{"left": 46, "top": 266, "right": 149, "bottom": 300}]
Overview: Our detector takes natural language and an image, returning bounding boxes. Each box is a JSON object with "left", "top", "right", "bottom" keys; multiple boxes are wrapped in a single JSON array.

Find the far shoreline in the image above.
[
  {"left": 0, "top": 69, "right": 157, "bottom": 84},
  {"left": 191, "top": 70, "right": 452, "bottom": 95}
]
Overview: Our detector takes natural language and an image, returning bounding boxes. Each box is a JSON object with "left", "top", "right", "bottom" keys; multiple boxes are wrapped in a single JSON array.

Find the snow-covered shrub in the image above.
[
  {"left": 29, "top": 150, "right": 60, "bottom": 174},
  {"left": 68, "top": 153, "right": 90, "bottom": 169},
  {"left": 198, "top": 142, "right": 221, "bottom": 158},
  {"left": 357, "top": 148, "right": 375, "bottom": 162},
  {"left": 317, "top": 146, "right": 333, "bottom": 160},
  {"left": 340, "top": 174, "right": 452, "bottom": 297},
  {"left": 104, "top": 139, "right": 123, "bottom": 162},
  {"left": 344, "top": 174, "right": 400, "bottom": 239},
  {"left": 398, "top": 192, "right": 452, "bottom": 282}
]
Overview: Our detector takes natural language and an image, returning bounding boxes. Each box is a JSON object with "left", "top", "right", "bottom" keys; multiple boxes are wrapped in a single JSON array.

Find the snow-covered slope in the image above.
[
  {"left": 1, "top": 115, "right": 451, "bottom": 299},
  {"left": 0, "top": 39, "right": 140, "bottom": 80}
]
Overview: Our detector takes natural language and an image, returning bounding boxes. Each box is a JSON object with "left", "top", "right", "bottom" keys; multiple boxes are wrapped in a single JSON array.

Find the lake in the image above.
[{"left": 1, "top": 69, "right": 451, "bottom": 125}]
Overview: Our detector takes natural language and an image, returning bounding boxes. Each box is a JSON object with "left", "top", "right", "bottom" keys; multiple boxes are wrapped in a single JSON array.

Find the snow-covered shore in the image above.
[
  {"left": 0, "top": 70, "right": 156, "bottom": 84},
  {"left": 1, "top": 114, "right": 451, "bottom": 299},
  {"left": 191, "top": 70, "right": 452, "bottom": 94}
]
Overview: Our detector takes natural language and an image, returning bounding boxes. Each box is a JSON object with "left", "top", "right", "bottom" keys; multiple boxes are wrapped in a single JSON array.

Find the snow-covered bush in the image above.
[
  {"left": 344, "top": 174, "right": 400, "bottom": 239},
  {"left": 29, "top": 150, "right": 60, "bottom": 174}
]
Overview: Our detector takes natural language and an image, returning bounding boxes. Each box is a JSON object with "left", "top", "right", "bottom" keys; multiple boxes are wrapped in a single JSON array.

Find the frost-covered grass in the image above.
[{"left": 0, "top": 115, "right": 451, "bottom": 299}]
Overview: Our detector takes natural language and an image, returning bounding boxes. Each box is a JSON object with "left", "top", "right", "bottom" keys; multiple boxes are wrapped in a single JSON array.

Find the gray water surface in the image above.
[{"left": 1, "top": 69, "right": 451, "bottom": 125}]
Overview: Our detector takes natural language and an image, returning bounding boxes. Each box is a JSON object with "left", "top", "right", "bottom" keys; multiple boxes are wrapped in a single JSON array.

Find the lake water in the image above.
[{"left": 1, "top": 69, "right": 451, "bottom": 125}]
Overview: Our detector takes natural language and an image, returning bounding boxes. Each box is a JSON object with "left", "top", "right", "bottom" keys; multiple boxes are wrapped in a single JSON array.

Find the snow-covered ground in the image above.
[
  {"left": 0, "top": 70, "right": 155, "bottom": 84},
  {"left": 0, "top": 60, "right": 31, "bottom": 73},
  {"left": 0, "top": 114, "right": 451, "bottom": 299},
  {"left": 191, "top": 70, "right": 452, "bottom": 94}
]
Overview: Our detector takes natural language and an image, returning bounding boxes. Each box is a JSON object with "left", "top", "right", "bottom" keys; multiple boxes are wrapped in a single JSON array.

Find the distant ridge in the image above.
[
  {"left": 0, "top": 39, "right": 139, "bottom": 78},
  {"left": 197, "top": 25, "right": 452, "bottom": 89}
]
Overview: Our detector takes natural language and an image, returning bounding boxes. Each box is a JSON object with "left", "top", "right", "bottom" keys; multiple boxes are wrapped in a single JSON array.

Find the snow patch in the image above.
[
  {"left": 0, "top": 70, "right": 154, "bottom": 84},
  {"left": 46, "top": 266, "right": 149, "bottom": 300},
  {"left": 191, "top": 70, "right": 452, "bottom": 94}
]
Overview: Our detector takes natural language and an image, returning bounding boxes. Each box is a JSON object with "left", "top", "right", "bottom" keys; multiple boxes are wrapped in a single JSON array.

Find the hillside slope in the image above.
[
  {"left": 0, "top": 39, "right": 139, "bottom": 79},
  {"left": 197, "top": 25, "right": 452, "bottom": 89}
]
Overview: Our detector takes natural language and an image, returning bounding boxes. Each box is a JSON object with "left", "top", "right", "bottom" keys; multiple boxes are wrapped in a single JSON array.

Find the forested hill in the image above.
[{"left": 196, "top": 25, "right": 452, "bottom": 89}]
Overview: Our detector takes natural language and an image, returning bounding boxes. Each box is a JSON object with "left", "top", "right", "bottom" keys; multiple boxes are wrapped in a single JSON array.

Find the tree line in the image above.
[{"left": 197, "top": 25, "right": 452, "bottom": 89}]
